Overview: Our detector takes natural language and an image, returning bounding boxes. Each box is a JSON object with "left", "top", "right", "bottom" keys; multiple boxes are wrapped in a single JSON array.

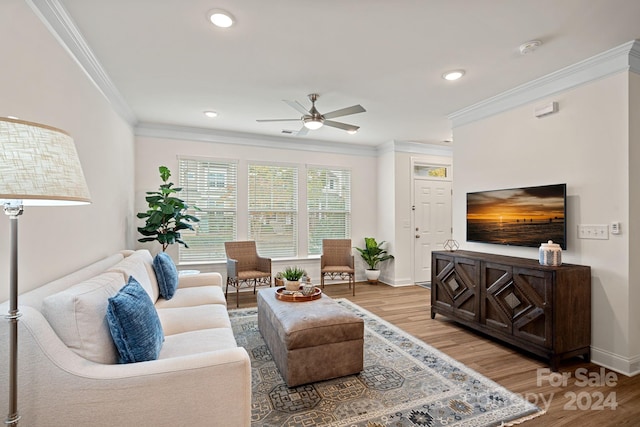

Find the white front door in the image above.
[{"left": 413, "top": 180, "right": 452, "bottom": 284}]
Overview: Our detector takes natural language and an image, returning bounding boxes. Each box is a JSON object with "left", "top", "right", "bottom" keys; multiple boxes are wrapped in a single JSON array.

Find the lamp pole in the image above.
[{"left": 4, "top": 202, "right": 23, "bottom": 427}]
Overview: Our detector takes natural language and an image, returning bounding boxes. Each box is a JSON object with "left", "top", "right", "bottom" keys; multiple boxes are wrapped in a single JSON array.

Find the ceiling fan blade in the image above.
[
  {"left": 324, "top": 120, "right": 359, "bottom": 132},
  {"left": 283, "top": 100, "right": 309, "bottom": 115},
  {"left": 322, "top": 104, "right": 366, "bottom": 120},
  {"left": 256, "top": 118, "right": 301, "bottom": 122},
  {"left": 296, "top": 125, "right": 309, "bottom": 136}
]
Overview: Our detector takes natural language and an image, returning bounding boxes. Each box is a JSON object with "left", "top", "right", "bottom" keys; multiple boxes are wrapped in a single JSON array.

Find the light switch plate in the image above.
[
  {"left": 611, "top": 222, "right": 621, "bottom": 235},
  {"left": 578, "top": 224, "right": 609, "bottom": 240}
]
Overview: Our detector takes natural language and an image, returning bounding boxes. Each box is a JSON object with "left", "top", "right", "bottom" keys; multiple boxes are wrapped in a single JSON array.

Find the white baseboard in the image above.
[
  {"left": 376, "top": 275, "right": 415, "bottom": 287},
  {"left": 590, "top": 346, "right": 640, "bottom": 377}
]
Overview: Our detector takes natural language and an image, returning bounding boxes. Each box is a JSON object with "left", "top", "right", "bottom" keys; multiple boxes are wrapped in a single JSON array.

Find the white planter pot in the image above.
[
  {"left": 284, "top": 279, "right": 300, "bottom": 291},
  {"left": 365, "top": 269, "right": 380, "bottom": 283}
]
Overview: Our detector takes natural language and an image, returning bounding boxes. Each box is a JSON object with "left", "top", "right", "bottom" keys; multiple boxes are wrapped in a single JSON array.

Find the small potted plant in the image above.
[
  {"left": 282, "top": 266, "right": 306, "bottom": 291},
  {"left": 274, "top": 272, "right": 285, "bottom": 287},
  {"left": 355, "top": 237, "right": 394, "bottom": 283}
]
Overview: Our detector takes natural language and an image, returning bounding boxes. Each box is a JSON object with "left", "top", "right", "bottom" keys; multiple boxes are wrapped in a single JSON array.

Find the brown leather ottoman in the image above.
[{"left": 257, "top": 287, "right": 364, "bottom": 387}]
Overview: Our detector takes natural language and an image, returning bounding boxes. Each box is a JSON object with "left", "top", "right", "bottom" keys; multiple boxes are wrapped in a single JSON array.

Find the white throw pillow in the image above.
[
  {"left": 108, "top": 250, "right": 160, "bottom": 302},
  {"left": 42, "top": 271, "right": 126, "bottom": 364}
]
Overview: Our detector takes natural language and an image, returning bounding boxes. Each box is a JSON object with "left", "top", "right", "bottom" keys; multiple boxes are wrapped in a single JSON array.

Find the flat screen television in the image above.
[{"left": 466, "top": 183, "right": 566, "bottom": 249}]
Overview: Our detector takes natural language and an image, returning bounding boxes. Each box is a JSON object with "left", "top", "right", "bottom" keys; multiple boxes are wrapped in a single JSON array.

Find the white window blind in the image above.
[
  {"left": 307, "top": 166, "right": 351, "bottom": 255},
  {"left": 248, "top": 163, "right": 297, "bottom": 258},
  {"left": 178, "top": 158, "right": 237, "bottom": 263}
]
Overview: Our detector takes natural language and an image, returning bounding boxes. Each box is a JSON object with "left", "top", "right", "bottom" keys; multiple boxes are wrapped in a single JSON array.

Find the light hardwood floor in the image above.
[{"left": 230, "top": 282, "right": 640, "bottom": 426}]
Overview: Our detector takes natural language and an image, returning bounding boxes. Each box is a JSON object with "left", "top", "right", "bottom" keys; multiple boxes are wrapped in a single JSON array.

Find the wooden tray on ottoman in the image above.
[{"left": 275, "top": 286, "right": 322, "bottom": 302}]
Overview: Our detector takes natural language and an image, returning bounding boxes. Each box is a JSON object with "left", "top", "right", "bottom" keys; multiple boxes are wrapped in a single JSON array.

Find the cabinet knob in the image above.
[{"left": 415, "top": 235, "right": 421, "bottom": 238}]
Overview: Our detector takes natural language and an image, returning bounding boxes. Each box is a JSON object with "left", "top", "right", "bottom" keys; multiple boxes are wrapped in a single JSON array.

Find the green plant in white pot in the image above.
[
  {"left": 282, "top": 266, "right": 306, "bottom": 291},
  {"left": 137, "top": 166, "right": 199, "bottom": 251},
  {"left": 355, "top": 237, "right": 394, "bottom": 283}
]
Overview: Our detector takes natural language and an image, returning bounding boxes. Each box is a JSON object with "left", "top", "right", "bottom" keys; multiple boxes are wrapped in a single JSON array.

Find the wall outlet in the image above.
[{"left": 578, "top": 224, "right": 609, "bottom": 240}]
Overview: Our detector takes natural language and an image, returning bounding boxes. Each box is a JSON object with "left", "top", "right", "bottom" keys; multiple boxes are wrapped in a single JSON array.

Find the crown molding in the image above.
[
  {"left": 135, "top": 122, "right": 380, "bottom": 157},
  {"left": 26, "top": 0, "right": 137, "bottom": 126},
  {"left": 449, "top": 39, "right": 640, "bottom": 128},
  {"left": 135, "top": 123, "right": 454, "bottom": 158},
  {"left": 378, "top": 140, "right": 453, "bottom": 156}
]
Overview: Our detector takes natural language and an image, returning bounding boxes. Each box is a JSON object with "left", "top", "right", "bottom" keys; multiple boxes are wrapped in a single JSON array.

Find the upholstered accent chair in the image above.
[
  {"left": 320, "top": 239, "right": 356, "bottom": 296},
  {"left": 224, "top": 241, "right": 272, "bottom": 307}
]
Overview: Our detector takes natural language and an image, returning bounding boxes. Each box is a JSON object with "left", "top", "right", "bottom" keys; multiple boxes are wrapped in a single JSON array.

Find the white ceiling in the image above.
[{"left": 53, "top": 0, "right": 640, "bottom": 147}]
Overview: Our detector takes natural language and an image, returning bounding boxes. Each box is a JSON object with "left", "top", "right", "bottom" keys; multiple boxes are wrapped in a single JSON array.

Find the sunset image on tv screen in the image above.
[{"left": 466, "top": 184, "right": 566, "bottom": 249}]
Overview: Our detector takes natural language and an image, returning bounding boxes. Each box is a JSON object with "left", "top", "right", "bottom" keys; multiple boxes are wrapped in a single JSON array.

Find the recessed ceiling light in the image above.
[
  {"left": 204, "top": 110, "right": 218, "bottom": 118},
  {"left": 208, "top": 9, "right": 234, "bottom": 28},
  {"left": 442, "top": 70, "right": 465, "bottom": 81}
]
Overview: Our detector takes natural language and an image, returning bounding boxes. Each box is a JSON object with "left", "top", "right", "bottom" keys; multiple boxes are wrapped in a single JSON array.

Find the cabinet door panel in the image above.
[
  {"left": 482, "top": 263, "right": 552, "bottom": 347},
  {"left": 432, "top": 255, "right": 479, "bottom": 321},
  {"left": 512, "top": 268, "right": 552, "bottom": 347},
  {"left": 482, "top": 263, "right": 514, "bottom": 333}
]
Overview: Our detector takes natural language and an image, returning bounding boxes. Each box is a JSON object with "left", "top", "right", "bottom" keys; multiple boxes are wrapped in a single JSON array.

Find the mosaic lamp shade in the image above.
[{"left": 0, "top": 117, "right": 90, "bottom": 205}]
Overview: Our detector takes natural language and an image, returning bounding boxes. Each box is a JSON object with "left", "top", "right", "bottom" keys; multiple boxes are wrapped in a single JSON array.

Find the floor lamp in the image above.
[{"left": 0, "top": 117, "right": 91, "bottom": 426}]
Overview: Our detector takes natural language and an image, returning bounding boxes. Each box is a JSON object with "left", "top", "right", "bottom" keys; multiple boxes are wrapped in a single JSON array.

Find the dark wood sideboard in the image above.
[{"left": 431, "top": 250, "right": 591, "bottom": 371}]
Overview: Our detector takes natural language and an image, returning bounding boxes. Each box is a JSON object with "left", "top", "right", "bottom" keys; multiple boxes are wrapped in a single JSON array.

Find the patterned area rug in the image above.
[{"left": 229, "top": 299, "right": 543, "bottom": 427}]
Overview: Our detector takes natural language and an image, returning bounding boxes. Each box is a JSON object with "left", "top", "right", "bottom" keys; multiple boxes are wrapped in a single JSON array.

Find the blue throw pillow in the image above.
[
  {"left": 106, "top": 276, "right": 164, "bottom": 364},
  {"left": 153, "top": 252, "right": 179, "bottom": 300}
]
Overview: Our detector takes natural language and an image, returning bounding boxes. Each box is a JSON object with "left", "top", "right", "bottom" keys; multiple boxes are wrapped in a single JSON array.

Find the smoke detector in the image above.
[{"left": 519, "top": 40, "right": 542, "bottom": 55}]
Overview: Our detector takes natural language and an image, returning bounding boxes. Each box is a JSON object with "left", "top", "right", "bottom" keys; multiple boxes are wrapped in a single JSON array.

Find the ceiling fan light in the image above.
[
  {"left": 303, "top": 117, "right": 324, "bottom": 130},
  {"left": 208, "top": 9, "right": 234, "bottom": 28},
  {"left": 347, "top": 128, "right": 358, "bottom": 134}
]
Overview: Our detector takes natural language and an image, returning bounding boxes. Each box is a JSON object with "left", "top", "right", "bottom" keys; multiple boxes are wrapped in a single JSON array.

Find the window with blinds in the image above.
[
  {"left": 248, "top": 163, "right": 298, "bottom": 258},
  {"left": 307, "top": 166, "right": 351, "bottom": 255},
  {"left": 178, "top": 158, "right": 237, "bottom": 263}
]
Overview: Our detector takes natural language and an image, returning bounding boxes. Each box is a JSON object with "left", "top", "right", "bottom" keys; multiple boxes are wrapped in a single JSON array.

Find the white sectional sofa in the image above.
[{"left": 0, "top": 249, "right": 251, "bottom": 427}]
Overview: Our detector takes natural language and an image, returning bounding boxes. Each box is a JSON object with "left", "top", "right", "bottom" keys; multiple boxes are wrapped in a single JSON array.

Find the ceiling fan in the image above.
[{"left": 257, "top": 93, "right": 366, "bottom": 135}]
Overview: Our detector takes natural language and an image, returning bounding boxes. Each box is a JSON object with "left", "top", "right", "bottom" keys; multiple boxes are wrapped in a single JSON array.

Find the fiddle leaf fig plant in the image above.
[
  {"left": 137, "top": 166, "right": 199, "bottom": 251},
  {"left": 355, "top": 237, "right": 394, "bottom": 270}
]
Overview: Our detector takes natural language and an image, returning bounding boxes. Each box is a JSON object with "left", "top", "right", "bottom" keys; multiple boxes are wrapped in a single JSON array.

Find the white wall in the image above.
[
  {"left": 392, "top": 152, "right": 414, "bottom": 285},
  {"left": 453, "top": 72, "right": 635, "bottom": 374},
  {"left": 134, "top": 133, "right": 378, "bottom": 282},
  {"left": 376, "top": 147, "right": 395, "bottom": 283},
  {"left": 0, "top": 0, "right": 135, "bottom": 302}
]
